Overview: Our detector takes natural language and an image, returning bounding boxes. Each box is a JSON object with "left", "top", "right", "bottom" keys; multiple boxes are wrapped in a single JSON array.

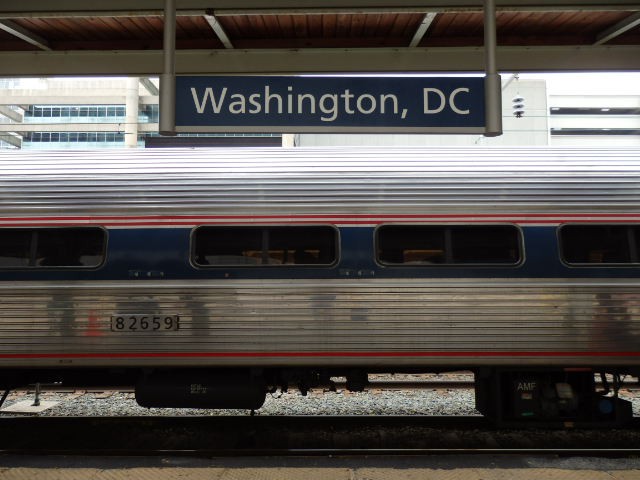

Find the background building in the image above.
[
  {"left": 1, "top": 74, "right": 639, "bottom": 149},
  {"left": 295, "top": 74, "right": 640, "bottom": 147},
  {"left": 0, "top": 77, "right": 280, "bottom": 149},
  {"left": 545, "top": 73, "right": 640, "bottom": 147}
]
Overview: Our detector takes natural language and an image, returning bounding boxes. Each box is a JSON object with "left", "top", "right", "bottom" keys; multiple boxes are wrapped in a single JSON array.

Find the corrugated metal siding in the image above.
[
  {"left": 0, "top": 147, "right": 639, "bottom": 216},
  {"left": 0, "top": 279, "right": 639, "bottom": 367}
]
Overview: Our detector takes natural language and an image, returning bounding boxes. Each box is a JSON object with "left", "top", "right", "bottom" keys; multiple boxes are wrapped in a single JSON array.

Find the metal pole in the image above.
[
  {"left": 483, "top": 0, "right": 502, "bottom": 137},
  {"left": 159, "top": 0, "right": 176, "bottom": 136},
  {"left": 32, "top": 382, "right": 41, "bottom": 407}
]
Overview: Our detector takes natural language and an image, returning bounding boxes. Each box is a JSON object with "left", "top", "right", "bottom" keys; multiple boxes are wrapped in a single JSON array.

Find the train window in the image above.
[
  {"left": 192, "top": 226, "right": 338, "bottom": 266},
  {"left": 450, "top": 226, "right": 521, "bottom": 264},
  {"left": 0, "top": 228, "right": 106, "bottom": 268},
  {"left": 0, "top": 230, "right": 32, "bottom": 267},
  {"left": 560, "top": 225, "right": 637, "bottom": 264},
  {"left": 377, "top": 225, "right": 521, "bottom": 266}
]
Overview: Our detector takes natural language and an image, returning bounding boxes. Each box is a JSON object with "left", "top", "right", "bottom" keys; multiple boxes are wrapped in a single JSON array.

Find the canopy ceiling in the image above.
[{"left": 0, "top": 1, "right": 639, "bottom": 75}]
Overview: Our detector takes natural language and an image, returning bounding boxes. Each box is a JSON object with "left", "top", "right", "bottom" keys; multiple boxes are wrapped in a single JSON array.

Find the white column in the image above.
[{"left": 125, "top": 77, "right": 139, "bottom": 148}]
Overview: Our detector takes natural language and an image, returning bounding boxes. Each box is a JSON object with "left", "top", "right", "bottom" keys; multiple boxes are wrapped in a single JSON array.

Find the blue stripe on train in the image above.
[{"left": 0, "top": 226, "right": 638, "bottom": 281}]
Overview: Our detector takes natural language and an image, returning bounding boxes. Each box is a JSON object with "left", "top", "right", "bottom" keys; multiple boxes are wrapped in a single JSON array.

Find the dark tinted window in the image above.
[
  {"left": 0, "top": 230, "right": 32, "bottom": 267},
  {"left": 193, "top": 226, "right": 337, "bottom": 266},
  {"left": 377, "top": 225, "right": 521, "bottom": 265},
  {"left": 560, "top": 225, "right": 638, "bottom": 264},
  {"left": 0, "top": 228, "right": 106, "bottom": 268}
]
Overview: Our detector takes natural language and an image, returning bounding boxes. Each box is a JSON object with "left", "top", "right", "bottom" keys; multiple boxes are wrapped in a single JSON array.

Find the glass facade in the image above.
[
  {"left": 3, "top": 94, "right": 279, "bottom": 149},
  {"left": 140, "top": 104, "right": 158, "bottom": 123},
  {"left": 23, "top": 132, "right": 125, "bottom": 143},
  {"left": 25, "top": 105, "right": 127, "bottom": 119}
]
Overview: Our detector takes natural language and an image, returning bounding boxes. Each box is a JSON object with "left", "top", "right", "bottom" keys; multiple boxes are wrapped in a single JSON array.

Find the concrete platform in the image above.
[
  {"left": 0, "top": 401, "right": 58, "bottom": 414},
  {"left": 3, "top": 467, "right": 640, "bottom": 480},
  {"left": 0, "top": 455, "right": 639, "bottom": 480}
]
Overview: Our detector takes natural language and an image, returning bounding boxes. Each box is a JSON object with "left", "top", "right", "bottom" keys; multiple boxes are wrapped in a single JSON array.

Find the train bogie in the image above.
[{"left": 475, "top": 368, "right": 634, "bottom": 426}]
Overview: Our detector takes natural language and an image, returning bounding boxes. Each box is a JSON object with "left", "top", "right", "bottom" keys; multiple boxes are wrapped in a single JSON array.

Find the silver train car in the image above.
[{"left": 0, "top": 147, "right": 638, "bottom": 424}]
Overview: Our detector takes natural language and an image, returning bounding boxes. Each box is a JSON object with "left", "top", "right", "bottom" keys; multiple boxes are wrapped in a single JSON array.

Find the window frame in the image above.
[
  {"left": 190, "top": 224, "right": 340, "bottom": 268},
  {"left": 0, "top": 226, "right": 108, "bottom": 270},
  {"left": 558, "top": 223, "right": 640, "bottom": 267},
  {"left": 374, "top": 223, "right": 525, "bottom": 268}
]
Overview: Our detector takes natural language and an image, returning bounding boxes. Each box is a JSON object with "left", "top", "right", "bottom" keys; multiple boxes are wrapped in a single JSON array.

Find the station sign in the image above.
[{"left": 175, "top": 76, "right": 485, "bottom": 134}]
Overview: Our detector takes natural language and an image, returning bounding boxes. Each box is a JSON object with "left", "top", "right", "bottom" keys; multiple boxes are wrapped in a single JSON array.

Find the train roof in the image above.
[{"left": 0, "top": 146, "right": 639, "bottom": 217}]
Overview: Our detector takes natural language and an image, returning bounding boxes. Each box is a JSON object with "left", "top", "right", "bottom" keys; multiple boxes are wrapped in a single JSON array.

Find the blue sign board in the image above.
[{"left": 175, "top": 76, "right": 485, "bottom": 133}]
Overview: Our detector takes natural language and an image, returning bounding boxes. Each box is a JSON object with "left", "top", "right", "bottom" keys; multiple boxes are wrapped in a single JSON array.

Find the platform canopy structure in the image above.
[{"left": 0, "top": 0, "right": 639, "bottom": 76}]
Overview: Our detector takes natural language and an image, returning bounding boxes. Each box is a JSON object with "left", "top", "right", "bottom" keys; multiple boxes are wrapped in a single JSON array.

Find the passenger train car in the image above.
[{"left": 0, "top": 147, "right": 638, "bottom": 425}]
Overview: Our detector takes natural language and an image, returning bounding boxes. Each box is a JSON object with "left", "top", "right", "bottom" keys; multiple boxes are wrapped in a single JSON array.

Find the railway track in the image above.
[
  {"left": 8, "top": 373, "right": 637, "bottom": 396},
  {"left": 1, "top": 415, "right": 639, "bottom": 456},
  {"left": 7, "top": 380, "right": 476, "bottom": 396}
]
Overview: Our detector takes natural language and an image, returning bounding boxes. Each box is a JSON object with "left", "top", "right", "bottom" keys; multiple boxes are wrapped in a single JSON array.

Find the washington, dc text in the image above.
[{"left": 189, "top": 85, "right": 472, "bottom": 122}]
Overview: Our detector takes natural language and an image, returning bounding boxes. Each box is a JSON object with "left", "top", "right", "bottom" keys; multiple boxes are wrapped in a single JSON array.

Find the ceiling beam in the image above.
[
  {"left": 204, "top": 13, "right": 234, "bottom": 49},
  {"left": 0, "top": 46, "right": 638, "bottom": 76},
  {"left": 1, "top": 1, "right": 640, "bottom": 18},
  {"left": 409, "top": 12, "right": 437, "bottom": 47},
  {"left": 594, "top": 12, "right": 640, "bottom": 45},
  {"left": 0, "top": 20, "right": 51, "bottom": 50}
]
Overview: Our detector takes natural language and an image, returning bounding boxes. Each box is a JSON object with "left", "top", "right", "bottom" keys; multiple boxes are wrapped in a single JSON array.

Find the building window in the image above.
[
  {"left": 376, "top": 225, "right": 522, "bottom": 266},
  {"left": 140, "top": 104, "right": 159, "bottom": 123},
  {"left": 192, "top": 226, "right": 338, "bottom": 266},
  {"left": 24, "top": 105, "right": 127, "bottom": 119},
  {"left": 560, "top": 225, "right": 639, "bottom": 264},
  {"left": 24, "top": 131, "right": 123, "bottom": 145},
  {"left": 0, "top": 228, "right": 106, "bottom": 268},
  {"left": 551, "top": 128, "right": 640, "bottom": 136}
]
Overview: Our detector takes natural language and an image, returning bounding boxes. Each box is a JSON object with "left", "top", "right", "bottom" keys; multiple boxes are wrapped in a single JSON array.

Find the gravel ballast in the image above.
[{"left": 1, "top": 377, "right": 638, "bottom": 418}]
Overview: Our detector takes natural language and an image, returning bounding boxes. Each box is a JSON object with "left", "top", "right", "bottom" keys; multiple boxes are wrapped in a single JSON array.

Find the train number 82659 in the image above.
[{"left": 110, "top": 314, "right": 180, "bottom": 332}]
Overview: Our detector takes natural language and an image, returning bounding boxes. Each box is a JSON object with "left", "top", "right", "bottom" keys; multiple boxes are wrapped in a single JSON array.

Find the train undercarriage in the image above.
[{"left": 0, "top": 366, "right": 636, "bottom": 427}]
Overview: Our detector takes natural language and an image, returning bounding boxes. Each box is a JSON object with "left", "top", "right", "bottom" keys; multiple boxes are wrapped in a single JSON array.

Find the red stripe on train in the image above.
[
  {"left": 1, "top": 213, "right": 640, "bottom": 227},
  {"left": 2, "top": 214, "right": 640, "bottom": 220}
]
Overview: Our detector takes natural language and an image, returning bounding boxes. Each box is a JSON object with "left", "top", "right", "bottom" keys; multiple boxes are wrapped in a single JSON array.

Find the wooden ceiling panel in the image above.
[
  {"left": 422, "top": 12, "right": 483, "bottom": 46},
  {"left": 12, "top": 18, "right": 66, "bottom": 41},
  {"left": 388, "top": 13, "right": 424, "bottom": 38},
  {"left": 448, "top": 12, "right": 483, "bottom": 37},
  {"left": 421, "top": 10, "right": 637, "bottom": 46},
  {"left": 0, "top": 9, "right": 639, "bottom": 53},
  {"left": 178, "top": 16, "right": 217, "bottom": 39},
  {"left": 428, "top": 12, "right": 457, "bottom": 37},
  {"left": 212, "top": 13, "right": 424, "bottom": 47},
  {"left": 12, "top": 16, "right": 160, "bottom": 42},
  {"left": 7, "top": 16, "right": 225, "bottom": 50},
  {"left": 219, "top": 13, "right": 422, "bottom": 42}
]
